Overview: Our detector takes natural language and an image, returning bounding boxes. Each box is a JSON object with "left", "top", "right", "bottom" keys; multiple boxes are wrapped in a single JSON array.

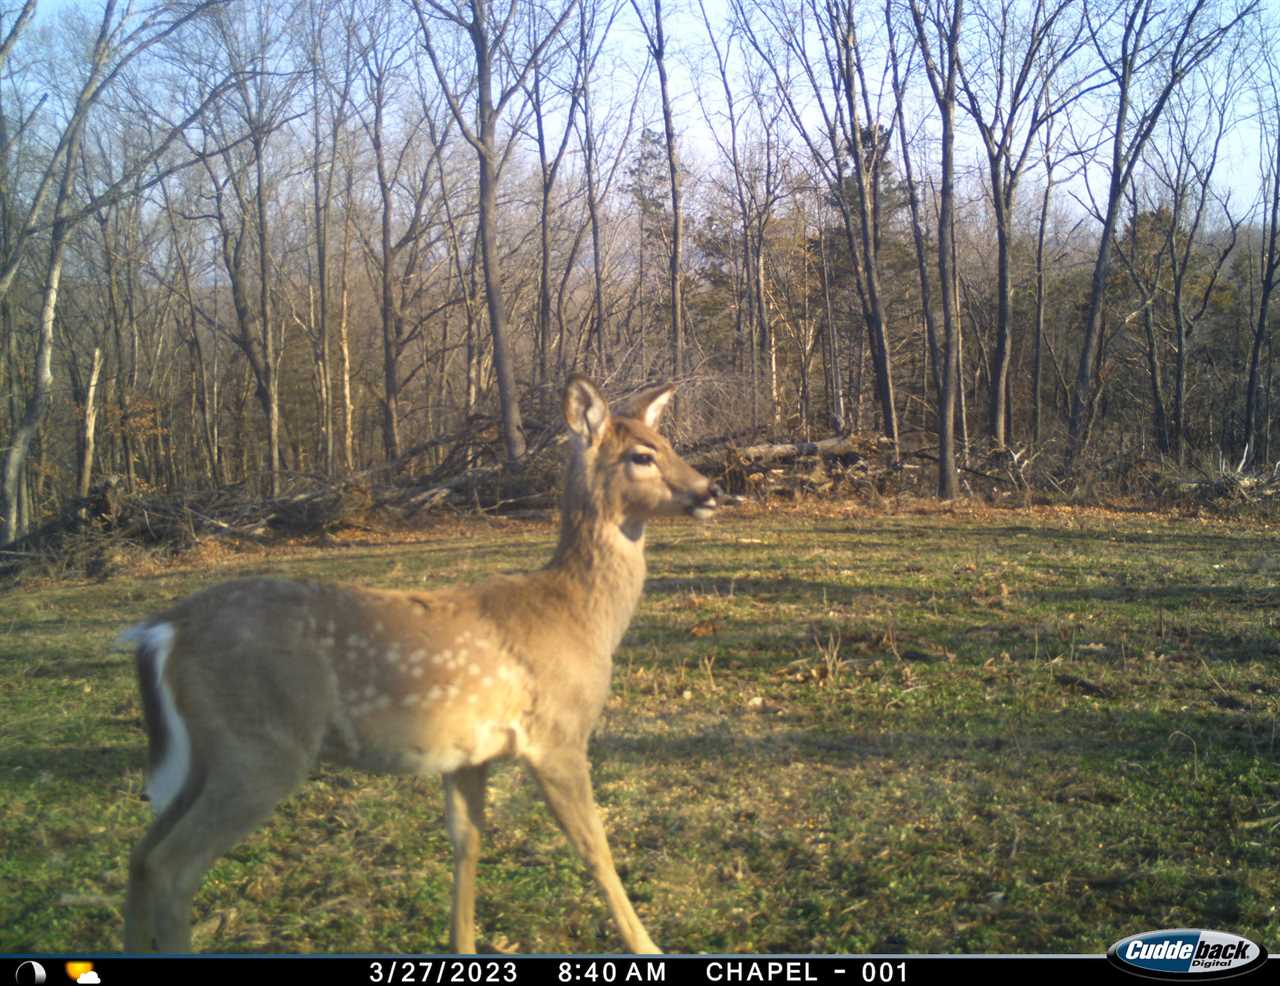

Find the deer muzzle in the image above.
[{"left": 687, "top": 481, "right": 723, "bottom": 520}]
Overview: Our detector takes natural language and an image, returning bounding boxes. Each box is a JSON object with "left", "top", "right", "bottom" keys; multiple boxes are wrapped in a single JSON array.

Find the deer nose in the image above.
[{"left": 705, "top": 482, "right": 723, "bottom": 501}]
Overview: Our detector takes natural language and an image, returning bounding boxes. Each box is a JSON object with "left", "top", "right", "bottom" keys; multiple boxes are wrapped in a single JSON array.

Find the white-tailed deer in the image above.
[{"left": 118, "top": 376, "right": 720, "bottom": 954}]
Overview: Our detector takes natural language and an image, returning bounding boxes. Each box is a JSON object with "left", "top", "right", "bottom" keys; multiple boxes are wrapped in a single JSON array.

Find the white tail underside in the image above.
[{"left": 129, "top": 623, "right": 189, "bottom": 816}]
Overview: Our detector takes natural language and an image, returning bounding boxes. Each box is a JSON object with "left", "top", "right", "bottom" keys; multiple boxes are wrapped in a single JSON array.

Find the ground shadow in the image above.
[
  {"left": 592, "top": 703, "right": 1277, "bottom": 770},
  {"left": 0, "top": 743, "right": 142, "bottom": 783}
]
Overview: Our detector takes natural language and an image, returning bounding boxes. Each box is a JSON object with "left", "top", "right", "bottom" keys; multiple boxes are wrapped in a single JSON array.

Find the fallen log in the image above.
[
  {"left": 691, "top": 434, "right": 869, "bottom": 467},
  {"left": 731, "top": 435, "right": 862, "bottom": 462}
]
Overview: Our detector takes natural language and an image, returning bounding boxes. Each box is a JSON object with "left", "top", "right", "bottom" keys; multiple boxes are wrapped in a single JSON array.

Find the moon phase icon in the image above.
[{"left": 14, "top": 962, "right": 47, "bottom": 985}]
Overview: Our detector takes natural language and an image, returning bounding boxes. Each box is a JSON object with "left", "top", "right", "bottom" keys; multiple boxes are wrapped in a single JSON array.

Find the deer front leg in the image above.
[
  {"left": 443, "top": 764, "right": 488, "bottom": 953},
  {"left": 528, "top": 749, "right": 661, "bottom": 954}
]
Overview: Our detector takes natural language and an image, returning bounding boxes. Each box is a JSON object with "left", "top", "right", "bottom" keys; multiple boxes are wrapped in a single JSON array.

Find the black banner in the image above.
[{"left": 6, "top": 955, "right": 1277, "bottom": 986}]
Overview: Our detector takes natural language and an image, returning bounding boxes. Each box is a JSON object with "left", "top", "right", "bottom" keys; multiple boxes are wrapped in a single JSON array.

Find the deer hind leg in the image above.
[
  {"left": 528, "top": 749, "right": 661, "bottom": 954},
  {"left": 125, "top": 741, "right": 311, "bottom": 952},
  {"left": 124, "top": 790, "right": 191, "bottom": 952},
  {"left": 444, "top": 764, "right": 488, "bottom": 953}
]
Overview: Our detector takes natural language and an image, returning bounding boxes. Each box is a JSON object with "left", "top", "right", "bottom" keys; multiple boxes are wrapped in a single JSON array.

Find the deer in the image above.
[{"left": 117, "top": 376, "right": 721, "bottom": 955}]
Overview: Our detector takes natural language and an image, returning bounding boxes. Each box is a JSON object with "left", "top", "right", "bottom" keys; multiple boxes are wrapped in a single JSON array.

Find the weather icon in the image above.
[
  {"left": 75, "top": 976, "right": 99, "bottom": 985},
  {"left": 62, "top": 965, "right": 97, "bottom": 985},
  {"left": 14, "top": 961, "right": 46, "bottom": 985}
]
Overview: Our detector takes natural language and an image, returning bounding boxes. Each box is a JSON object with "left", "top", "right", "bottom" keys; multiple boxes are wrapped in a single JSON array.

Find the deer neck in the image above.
[{"left": 548, "top": 457, "right": 647, "bottom": 653}]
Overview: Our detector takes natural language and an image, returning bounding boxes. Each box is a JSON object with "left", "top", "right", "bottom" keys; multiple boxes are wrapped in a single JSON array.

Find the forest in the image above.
[
  {"left": 4, "top": 0, "right": 1280, "bottom": 957},
  {"left": 2, "top": 0, "right": 1279, "bottom": 546}
]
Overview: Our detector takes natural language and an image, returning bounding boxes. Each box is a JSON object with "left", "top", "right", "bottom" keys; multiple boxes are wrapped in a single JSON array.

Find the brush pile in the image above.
[
  {"left": 0, "top": 476, "right": 374, "bottom": 580},
  {"left": 1173, "top": 468, "right": 1280, "bottom": 507},
  {"left": 690, "top": 433, "right": 907, "bottom": 499}
]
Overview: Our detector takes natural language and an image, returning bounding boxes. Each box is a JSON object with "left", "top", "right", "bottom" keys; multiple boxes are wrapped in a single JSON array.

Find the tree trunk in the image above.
[
  {"left": 1263, "top": 332, "right": 1274, "bottom": 464},
  {"left": 369, "top": 70, "right": 403, "bottom": 463},
  {"left": 1172, "top": 303, "right": 1187, "bottom": 464},
  {"left": 475, "top": 93, "right": 525, "bottom": 459},
  {"left": 650, "top": 0, "right": 686, "bottom": 405},
  {"left": 314, "top": 166, "right": 333, "bottom": 479},
  {"left": 819, "top": 226, "right": 845, "bottom": 431},
  {"left": 77, "top": 346, "right": 103, "bottom": 502},
  {"left": 890, "top": 62, "right": 942, "bottom": 401},
  {"left": 1067, "top": 193, "right": 1122, "bottom": 465},
  {"left": 1032, "top": 166, "right": 1053, "bottom": 446},
  {"left": 251, "top": 138, "right": 281, "bottom": 496},
  {"left": 988, "top": 183, "right": 1012, "bottom": 447},
  {"left": 1243, "top": 125, "right": 1279, "bottom": 461},
  {"left": 583, "top": 79, "right": 608, "bottom": 375},
  {"left": 756, "top": 240, "right": 778, "bottom": 427},
  {"left": 337, "top": 281, "right": 355, "bottom": 472},
  {"left": 908, "top": 0, "right": 963, "bottom": 498},
  {"left": 334, "top": 166, "right": 355, "bottom": 473},
  {"left": 2, "top": 216, "right": 68, "bottom": 543},
  {"left": 1141, "top": 307, "right": 1171, "bottom": 454}
]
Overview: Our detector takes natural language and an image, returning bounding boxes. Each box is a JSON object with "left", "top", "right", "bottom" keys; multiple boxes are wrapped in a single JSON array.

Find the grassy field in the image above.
[{"left": 1, "top": 501, "right": 1277, "bottom": 954}]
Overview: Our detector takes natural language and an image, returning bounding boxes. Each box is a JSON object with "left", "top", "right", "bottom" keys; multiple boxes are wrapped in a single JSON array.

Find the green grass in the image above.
[{"left": 1, "top": 503, "right": 1278, "bottom": 954}]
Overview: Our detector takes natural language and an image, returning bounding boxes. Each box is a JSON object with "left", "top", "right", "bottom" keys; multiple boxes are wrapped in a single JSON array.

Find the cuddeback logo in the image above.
[{"left": 1108, "top": 929, "right": 1269, "bottom": 980}]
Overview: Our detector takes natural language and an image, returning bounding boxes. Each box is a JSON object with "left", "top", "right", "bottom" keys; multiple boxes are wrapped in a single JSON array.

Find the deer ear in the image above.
[
  {"left": 619, "top": 383, "right": 675, "bottom": 430},
  {"left": 563, "top": 375, "right": 610, "bottom": 447}
]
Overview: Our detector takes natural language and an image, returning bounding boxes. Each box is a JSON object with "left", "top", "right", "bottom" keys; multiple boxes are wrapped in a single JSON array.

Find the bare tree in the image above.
[
  {"left": 304, "top": 0, "right": 359, "bottom": 476},
  {"left": 524, "top": 2, "right": 587, "bottom": 400},
  {"left": 576, "top": 2, "right": 643, "bottom": 380},
  {"left": 1065, "top": 0, "right": 1255, "bottom": 469},
  {"left": 697, "top": 0, "right": 786, "bottom": 430},
  {"left": 184, "top": 1, "right": 303, "bottom": 497},
  {"left": 2, "top": 0, "right": 229, "bottom": 544},
  {"left": 1151, "top": 59, "right": 1241, "bottom": 462},
  {"left": 1243, "top": 24, "right": 1280, "bottom": 463},
  {"left": 957, "top": 0, "right": 1086, "bottom": 448},
  {"left": 629, "top": 0, "right": 686, "bottom": 409},
  {"left": 907, "top": 0, "right": 964, "bottom": 498},
  {"left": 412, "top": 0, "right": 579, "bottom": 464},
  {"left": 886, "top": 5, "right": 942, "bottom": 407},
  {"left": 157, "top": 171, "right": 227, "bottom": 484},
  {"left": 352, "top": 0, "right": 448, "bottom": 460},
  {"left": 735, "top": 0, "right": 902, "bottom": 454},
  {"left": 1029, "top": 107, "right": 1076, "bottom": 446}
]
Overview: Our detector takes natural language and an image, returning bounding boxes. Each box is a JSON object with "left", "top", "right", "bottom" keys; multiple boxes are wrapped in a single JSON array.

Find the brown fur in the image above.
[{"left": 122, "top": 377, "right": 719, "bottom": 954}]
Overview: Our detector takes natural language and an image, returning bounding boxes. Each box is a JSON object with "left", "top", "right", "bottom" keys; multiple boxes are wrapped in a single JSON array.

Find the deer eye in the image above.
[{"left": 628, "top": 452, "right": 655, "bottom": 467}]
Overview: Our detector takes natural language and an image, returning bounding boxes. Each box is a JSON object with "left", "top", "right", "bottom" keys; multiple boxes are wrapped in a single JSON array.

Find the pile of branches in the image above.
[
  {"left": 1086, "top": 452, "right": 1280, "bottom": 511},
  {"left": 693, "top": 433, "right": 913, "bottom": 500},
  {"left": 1171, "top": 467, "right": 1280, "bottom": 509},
  {"left": 374, "top": 443, "right": 565, "bottom": 518},
  {"left": 0, "top": 427, "right": 957, "bottom": 582},
  {"left": 31, "top": 424, "right": 1232, "bottom": 581},
  {"left": 1, "top": 475, "right": 374, "bottom": 580}
]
